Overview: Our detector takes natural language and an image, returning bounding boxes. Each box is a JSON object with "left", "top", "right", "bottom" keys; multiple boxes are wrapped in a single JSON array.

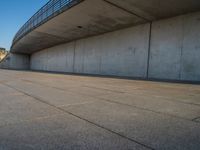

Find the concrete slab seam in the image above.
[
  {"left": 20, "top": 79, "right": 200, "bottom": 124},
  {"left": 146, "top": 22, "right": 152, "bottom": 79},
  {"left": 178, "top": 16, "right": 185, "bottom": 80},
  {"left": 72, "top": 40, "right": 77, "bottom": 72},
  {"left": 2, "top": 82, "right": 155, "bottom": 150}
]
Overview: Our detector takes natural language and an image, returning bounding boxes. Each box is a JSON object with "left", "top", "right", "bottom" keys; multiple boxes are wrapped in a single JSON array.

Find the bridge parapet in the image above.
[{"left": 12, "top": 0, "right": 82, "bottom": 46}]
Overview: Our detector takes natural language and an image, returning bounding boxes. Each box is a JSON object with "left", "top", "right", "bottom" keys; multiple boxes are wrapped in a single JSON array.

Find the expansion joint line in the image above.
[
  {"left": 72, "top": 40, "right": 77, "bottom": 72},
  {"left": 21, "top": 79, "right": 200, "bottom": 123},
  {"left": 3, "top": 83, "right": 155, "bottom": 150},
  {"left": 102, "top": 0, "right": 151, "bottom": 22},
  {"left": 147, "top": 22, "right": 152, "bottom": 78}
]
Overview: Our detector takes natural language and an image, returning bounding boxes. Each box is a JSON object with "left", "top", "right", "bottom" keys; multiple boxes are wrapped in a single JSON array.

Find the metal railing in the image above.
[{"left": 12, "top": 0, "right": 82, "bottom": 46}]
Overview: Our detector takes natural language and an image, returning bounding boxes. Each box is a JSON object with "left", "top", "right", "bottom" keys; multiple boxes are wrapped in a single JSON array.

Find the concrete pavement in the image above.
[{"left": 0, "top": 69, "right": 199, "bottom": 150}]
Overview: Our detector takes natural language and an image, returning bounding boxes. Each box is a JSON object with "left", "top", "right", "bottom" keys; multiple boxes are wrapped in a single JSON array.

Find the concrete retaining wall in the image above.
[
  {"left": 31, "top": 23, "right": 150, "bottom": 78},
  {"left": 0, "top": 53, "right": 30, "bottom": 70},
  {"left": 31, "top": 42, "right": 75, "bottom": 72},
  {"left": 30, "top": 11, "right": 200, "bottom": 82},
  {"left": 149, "top": 12, "right": 200, "bottom": 81}
]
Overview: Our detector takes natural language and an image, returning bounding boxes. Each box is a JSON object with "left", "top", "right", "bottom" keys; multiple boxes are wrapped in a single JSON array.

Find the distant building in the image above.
[{"left": 0, "top": 47, "right": 8, "bottom": 61}]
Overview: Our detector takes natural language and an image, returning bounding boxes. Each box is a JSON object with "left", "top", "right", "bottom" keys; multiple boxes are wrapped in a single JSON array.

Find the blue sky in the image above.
[{"left": 0, "top": 0, "right": 49, "bottom": 50}]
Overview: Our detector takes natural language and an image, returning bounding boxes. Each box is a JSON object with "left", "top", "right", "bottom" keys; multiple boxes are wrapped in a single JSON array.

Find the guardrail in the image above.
[{"left": 12, "top": 0, "right": 82, "bottom": 46}]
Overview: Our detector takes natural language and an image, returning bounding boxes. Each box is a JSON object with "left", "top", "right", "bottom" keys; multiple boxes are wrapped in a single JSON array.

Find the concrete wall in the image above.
[
  {"left": 149, "top": 12, "right": 200, "bottom": 81},
  {"left": 30, "top": 11, "right": 200, "bottom": 82},
  {"left": 0, "top": 53, "right": 30, "bottom": 70},
  {"left": 31, "top": 23, "right": 150, "bottom": 78},
  {"left": 31, "top": 42, "right": 75, "bottom": 72}
]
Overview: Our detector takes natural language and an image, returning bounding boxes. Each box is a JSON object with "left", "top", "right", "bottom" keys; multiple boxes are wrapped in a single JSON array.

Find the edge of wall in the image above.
[{"left": 0, "top": 53, "right": 30, "bottom": 70}]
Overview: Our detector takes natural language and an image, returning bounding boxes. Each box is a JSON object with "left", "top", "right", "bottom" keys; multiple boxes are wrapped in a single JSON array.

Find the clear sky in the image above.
[{"left": 0, "top": 0, "right": 49, "bottom": 50}]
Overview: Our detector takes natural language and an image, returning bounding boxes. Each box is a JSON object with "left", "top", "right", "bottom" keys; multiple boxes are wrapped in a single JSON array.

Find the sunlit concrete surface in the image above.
[{"left": 0, "top": 69, "right": 199, "bottom": 150}]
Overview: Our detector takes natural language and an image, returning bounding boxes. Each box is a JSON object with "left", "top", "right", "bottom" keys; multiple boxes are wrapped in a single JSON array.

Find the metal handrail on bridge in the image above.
[{"left": 12, "top": 0, "right": 82, "bottom": 47}]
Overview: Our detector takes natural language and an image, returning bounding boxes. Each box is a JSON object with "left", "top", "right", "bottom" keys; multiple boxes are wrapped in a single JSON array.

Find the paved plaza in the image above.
[{"left": 0, "top": 69, "right": 199, "bottom": 150}]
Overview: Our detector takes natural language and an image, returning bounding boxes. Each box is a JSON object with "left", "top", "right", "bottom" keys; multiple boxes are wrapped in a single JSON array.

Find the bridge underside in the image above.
[{"left": 11, "top": 0, "right": 200, "bottom": 54}]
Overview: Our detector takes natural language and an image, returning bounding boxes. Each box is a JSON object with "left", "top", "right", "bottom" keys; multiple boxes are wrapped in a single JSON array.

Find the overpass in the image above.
[{"left": 1, "top": 0, "right": 200, "bottom": 82}]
